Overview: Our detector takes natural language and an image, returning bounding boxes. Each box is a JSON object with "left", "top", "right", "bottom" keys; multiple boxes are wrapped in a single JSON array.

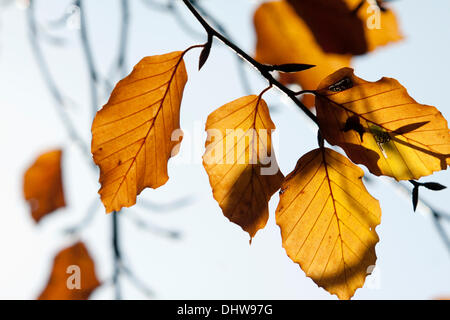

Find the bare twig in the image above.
[
  {"left": 27, "top": 0, "right": 91, "bottom": 160},
  {"left": 64, "top": 197, "right": 100, "bottom": 235},
  {"left": 122, "top": 266, "right": 154, "bottom": 297},
  {"left": 117, "top": 0, "right": 130, "bottom": 76},
  {"left": 142, "top": 0, "right": 204, "bottom": 38},
  {"left": 107, "top": 0, "right": 130, "bottom": 85},
  {"left": 141, "top": 0, "right": 173, "bottom": 12},
  {"left": 75, "top": 0, "right": 99, "bottom": 119},
  {"left": 125, "top": 210, "right": 181, "bottom": 239},
  {"left": 138, "top": 195, "right": 194, "bottom": 212},
  {"left": 112, "top": 211, "right": 122, "bottom": 300}
]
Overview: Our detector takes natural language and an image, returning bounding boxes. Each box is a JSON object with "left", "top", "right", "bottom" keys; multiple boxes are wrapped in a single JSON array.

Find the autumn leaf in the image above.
[
  {"left": 315, "top": 68, "right": 450, "bottom": 180},
  {"left": 286, "top": 0, "right": 402, "bottom": 55},
  {"left": 92, "top": 51, "right": 188, "bottom": 213},
  {"left": 38, "top": 242, "right": 100, "bottom": 300},
  {"left": 203, "top": 95, "right": 284, "bottom": 239},
  {"left": 23, "top": 149, "right": 66, "bottom": 223},
  {"left": 276, "top": 148, "right": 381, "bottom": 300},
  {"left": 254, "top": 1, "right": 351, "bottom": 108}
]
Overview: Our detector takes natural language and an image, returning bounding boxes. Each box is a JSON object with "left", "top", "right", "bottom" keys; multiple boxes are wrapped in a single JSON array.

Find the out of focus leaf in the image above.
[
  {"left": 38, "top": 242, "right": 100, "bottom": 300},
  {"left": 286, "top": 0, "right": 403, "bottom": 55},
  {"left": 23, "top": 149, "right": 66, "bottom": 223}
]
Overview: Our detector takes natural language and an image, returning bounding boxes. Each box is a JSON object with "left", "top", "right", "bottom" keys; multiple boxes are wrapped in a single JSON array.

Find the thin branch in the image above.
[
  {"left": 112, "top": 211, "right": 122, "bottom": 300},
  {"left": 64, "top": 197, "right": 100, "bottom": 235},
  {"left": 117, "top": 0, "right": 130, "bottom": 77},
  {"left": 106, "top": 0, "right": 130, "bottom": 83},
  {"left": 432, "top": 216, "right": 450, "bottom": 254},
  {"left": 75, "top": 0, "right": 99, "bottom": 119},
  {"left": 138, "top": 195, "right": 194, "bottom": 212},
  {"left": 141, "top": 0, "right": 173, "bottom": 12},
  {"left": 122, "top": 266, "right": 155, "bottom": 297},
  {"left": 142, "top": 0, "right": 205, "bottom": 38},
  {"left": 125, "top": 210, "right": 181, "bottom": 239},
  {"left": 27, "top": 0, "right": 91, "bottom": 159},
  {"left": 181, "top": 0, "right": 318, "bottom": 125}
]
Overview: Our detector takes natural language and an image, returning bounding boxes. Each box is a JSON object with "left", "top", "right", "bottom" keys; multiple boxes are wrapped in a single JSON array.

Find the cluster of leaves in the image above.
[{"left": 22, "top": 0, "right": 450, "bottom": 300}]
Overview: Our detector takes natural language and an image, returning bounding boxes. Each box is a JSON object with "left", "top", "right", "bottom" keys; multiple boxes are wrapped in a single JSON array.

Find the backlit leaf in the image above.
[
  {"left": 276, "top": 148, "right": 381, "bottom": 300},
  {"left": 203, "top": 95, "right": 284, "bottom": 239},
  {"left": 286, "top": 0, "right": 402, "bottom": 55},
  {"left": 316, "top": 68, "right": 450, "bottom": 180},
  {"left": 38, "top": 242, "right": 100, "bottom": 300},
  {"left": 23, "top": 149, "right": 66, "bottom": 223},
  {"left": 92, "top": 51, "right": 188, "bottom": 213},
  {"left": 254, "top": 1, "right": 351, "bottom": 108}
]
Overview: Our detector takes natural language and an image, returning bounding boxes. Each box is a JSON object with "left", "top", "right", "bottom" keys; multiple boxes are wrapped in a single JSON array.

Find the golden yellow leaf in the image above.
[
  {"left": 38, "top": 242, "right": 100, "bottom": 300},
  {"left": 316, "top": 68, "right": 450, "bottom": 180},
  {"left": 286, "top": 0, "right": 403, "bottom": 55},
  {"left": 23, "top": 149, "right": 66, "bottom": 223},
  {"left": 203, "top": 95, "right": 284, "bottom": 239},
  {"left": 276, "top": 148, "right": 381, "bottom": 300},
  {"left": 92, "top": 51, "right": 188, "bottom": 213},
  {"left": 253, "top": 1, "right": 352, "bottom": 108}
]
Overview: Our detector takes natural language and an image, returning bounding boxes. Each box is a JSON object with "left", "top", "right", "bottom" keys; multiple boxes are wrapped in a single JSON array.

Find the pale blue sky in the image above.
[{"left": 0, "top": 0, "right": 449, "bottom": 299}]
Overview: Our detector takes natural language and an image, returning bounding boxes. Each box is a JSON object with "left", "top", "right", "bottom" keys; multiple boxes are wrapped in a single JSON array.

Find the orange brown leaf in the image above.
[
  {"left": 38, "top": 242, "right": 100, "bottom": 300},
  {"left": 286, "top": 0, "right": 402, "bottom": 55},
  {"left": 276, "top": 148, "right": 381, "bottom": 300},
  {"left": 203, "top": 95, "right": 284, "bottom": 239},
  {"left": 316, "top": 68, "right": 450, "bottom": 180},
  {"left": 23, "top": 149, "right": 66, "bottom": 223},
  {"left": 253, "top": 1, "right": 351, "bottom": 108},
  {"left": 92, "top": 51, "right": 188, "bottom": 213}
]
